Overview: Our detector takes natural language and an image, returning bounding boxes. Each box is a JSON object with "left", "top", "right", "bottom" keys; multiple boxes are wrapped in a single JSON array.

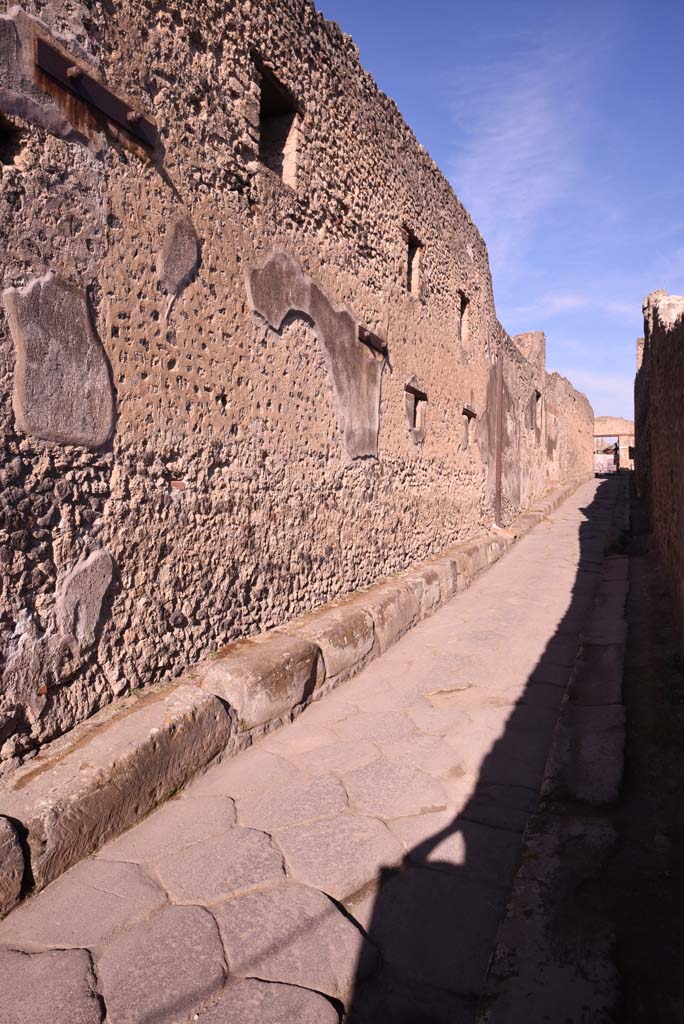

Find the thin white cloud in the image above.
[
  {"left": 509, "top": 293, "right": 637, "bottom": 321},
  {"left": 446, "top": 27, "right": 588, "bottom": 277}
]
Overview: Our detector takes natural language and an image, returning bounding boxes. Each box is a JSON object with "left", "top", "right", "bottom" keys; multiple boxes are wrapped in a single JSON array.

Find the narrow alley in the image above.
[{"left": 0, "top": 476, "right": 632, "bottom": 1023}]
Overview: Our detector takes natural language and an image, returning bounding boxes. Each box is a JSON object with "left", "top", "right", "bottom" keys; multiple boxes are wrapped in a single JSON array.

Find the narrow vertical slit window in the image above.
[
  {"left": 458, "top": 291, "right": 470, "bottom": 348},
  {"left": 256, "top": 60, "right": 298, "bottom": 188},
  {"left": 405, "top": 228, "right": 422, "bottom": 297},
  {"left": 462, "top": 405, "right": 476, "bottom": 450},
  {"left": 404, "top": 378, "right": 428, "bottom": 444},
  {"left": 534, "top": 389, "right": 542, "bottom": 435}
]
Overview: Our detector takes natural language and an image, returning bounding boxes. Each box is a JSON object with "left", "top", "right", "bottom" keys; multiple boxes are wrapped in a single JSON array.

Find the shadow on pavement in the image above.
[{"left": 346, "top": 477, "right": 619, "bottom": 1023}]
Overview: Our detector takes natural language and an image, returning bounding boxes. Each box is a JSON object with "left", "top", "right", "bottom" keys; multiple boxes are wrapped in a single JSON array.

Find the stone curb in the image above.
[{"left": 0, "top": 477, "right": 587, "bottom": 916}]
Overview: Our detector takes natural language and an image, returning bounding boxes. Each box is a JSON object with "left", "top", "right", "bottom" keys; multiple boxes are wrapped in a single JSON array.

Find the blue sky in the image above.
[{"left": 317, "top": 0, "right": 684, "bottom": 419}]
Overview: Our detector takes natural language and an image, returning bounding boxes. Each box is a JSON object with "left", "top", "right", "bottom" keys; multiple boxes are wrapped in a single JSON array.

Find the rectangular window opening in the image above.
[
  {"left": 462, "top": 404, "right": 476, "bottom": 450},
  {"left": 256, "top": 59, "right": 298, "bottom": 188},
  {"left": 405, "top": 228, "right": 422, "bottom": 297}
]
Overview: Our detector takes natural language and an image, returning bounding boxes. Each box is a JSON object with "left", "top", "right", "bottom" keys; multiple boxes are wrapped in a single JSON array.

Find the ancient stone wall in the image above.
[
  {"left": 0, "top": 0, "right": 593, "bottom": 771},
  {"left": 636, "top": 291, "right": 684, "bottom": 644}
]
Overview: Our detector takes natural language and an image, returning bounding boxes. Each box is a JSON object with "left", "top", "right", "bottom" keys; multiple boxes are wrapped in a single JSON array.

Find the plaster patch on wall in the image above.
[
  {"left": 58, "top": 548, "right": 113, "bottom": 651},
  {"left": 157, "top": 214, "right": 200, "bottom": 296},
  {"left": 3, "top": 272, "right": 115, "bottom": 449},
  {"left": 247, "top": 251, "right": 384, "bottom": 459}
]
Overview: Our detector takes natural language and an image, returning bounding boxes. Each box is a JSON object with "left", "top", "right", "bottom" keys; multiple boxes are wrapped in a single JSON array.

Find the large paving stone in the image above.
[
  {"left": 184, "top": 748, "right": 301, "bottom": 801},
  {"left": 279, "top": 601, "right": 376, "bottom": 683},
  {"left": 200, "top": 632, "right": 323, "bottom": 731},
  {"left": 481, "top": 816, "right": 618, "bottom": 1023},
  {"left": 99, "top": 794, "right": 236, "bottom": 863},
  {"left": 543, "top": 704, "right": 625, "bottom": 804},
  {"left": 235, "top": 773, "right": 348, "bottom": 830},
  {"left": 155, "top": 827, "right": 284, "bottom": 903},
  {"left": 0, "top": 684, "right": 232, "bottom": 892},
  {"left": 333, "top": 709, "right": 417, "bottom": 744},
  {"left": 348, "top": 964, "right": 478, "bottom": 1024},
  {"left": 388, "top": 812, "right": 521, "bottom": 887},
  {"left": 3, "top": 273, "right": 115, "bottom": 449},
  {"left": 274, "top": 814, "right": 403, "bottom": 900},
  {"left": 379, "top": 733, "right": 463, "bottom": 775},
  {"left": 214, "top": 882, "right": 376, "bottom": 1000},
  {"left": 196, "top": 978, "right": 339, "bottom": 1023},
  {"left": 0, "top": 816, "right": 23, "bottom": 918},
  {"left": 0, "top": 947, "right": 102, "bottom": 1024},
  {"left": 0, "top": 858, "right": 165, "bottom": 950},
  {"left": 342, "top": 759, "right": 447, "bottom": 820},
  {"left": 291, "top": 738, "right": 379, "bottom": 776},
  {"left": 570, "top": 643, "right": 624, "bottom": 706},
  {"left": 367, "top": 866, "right": 505, "bottom": 994},
  {"left": 96, "top": 905, "right": 226, "bottom": 1024}
]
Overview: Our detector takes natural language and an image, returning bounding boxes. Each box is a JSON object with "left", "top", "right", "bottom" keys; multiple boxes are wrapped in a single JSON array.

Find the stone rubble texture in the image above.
[
  {"left": 0, "top": 481, "right": 624, "bottom": 1023},
  {"left": 636, "top": 288, "right": 684, "bottom": 650},
  {"left": 0, "top": 0, "right": 593, "bottom": 771}
]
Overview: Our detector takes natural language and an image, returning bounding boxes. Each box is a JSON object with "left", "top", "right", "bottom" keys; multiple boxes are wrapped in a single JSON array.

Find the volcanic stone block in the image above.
[
  {"left": 247, "top": 251, "right": 384, "bottom": 459},
  {"left": 200, "top": 632, "right": 323, "bottom": 731},
  {"left": 57, "top": 549, "right": 113, "bottom": 651},
  {"left": 214, "top": 882, "right": 376, "bottom": 1000},
  {"left": 356, "top": 581, "right": 420, "bottom": 654},
  {"left": 0, "top": 816, "right": 23, "bottom": 918},
  {"left": 278, "top": 601, "right": 375, "bottom": 684},
  {"left": 96, "top": 905, "right": 226, "bottom": 1024},
  {"left": 157, "top": 213, "right": 200, "bottom": 294},
  {"left": 3, "top": 273, "right": 115, "bottom": 449},
  {"left": 0, "top": 858, "right": 166, "bottom": 949},
  {"left": 0, "top": 684, "right": 233, "bottom": 892},
  {"left": 0, "top": 948, "right": 102, "bottom": 1024},
  {"left": 196, "top": 979, "right": 339, "bottom": 1024}
]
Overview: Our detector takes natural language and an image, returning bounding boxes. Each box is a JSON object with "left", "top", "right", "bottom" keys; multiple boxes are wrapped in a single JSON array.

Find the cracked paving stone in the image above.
[
  {"left": 0, "top": 948, "right": 102, "bottom": 1024},
  {"left": 96, "top": 905, "right": 226, "bottom": 1024},
  {"left": 235, "top": 773, "right": 348, "bottom": 830},
  {"left": 343, "top": 758, "right": 448, "bottom": 819},
  {"left": 407, "top": 704, "right": 473, "bottom": 736},
  {"left": 97, "top": 794, "right": 236, "bottom": 863},
  {"left": 274, "top": 814, "right": 403, "bottom": 900},
  {"left": 0, "top": 858, "right": 166, "bottom": 950},
  {"left": 154, "top": 827, "right": 284, "bottom": 903},
  {"left": 185, "top": 748, "right": 302, "bottom": 801},
  {"left": 379, "top": 733, "right": 465, "bottom": 775},
  {"left": 214, "top": 881, "right": 376, "bottom": 1000},
  {"left": 195, "top": 978, "right": 339, "bottom": 1023}
]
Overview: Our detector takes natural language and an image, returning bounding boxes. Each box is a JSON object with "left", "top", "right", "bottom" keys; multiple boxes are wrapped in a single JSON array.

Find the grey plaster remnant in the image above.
[
  {"left": 0, "top": 816, "right": 24, "bottom": 918},
  {"left": 247, "top": 251, "right": 384, "bottom": 459},
  {"left": 3, "top": 273, "right": 115, "bottom": 449},
  {"left": 157, "top": 213, "right": 200, "bottom": 295},
  {"left": 58, "top": 548, "right": 113, "bottom": 651},
  {"left": 0, "top": 8, "right": 85, "bottom": 142}
]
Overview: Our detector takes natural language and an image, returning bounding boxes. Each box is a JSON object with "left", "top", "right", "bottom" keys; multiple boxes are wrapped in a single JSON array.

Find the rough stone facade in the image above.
[
  {"left": 0, "top": 0, "right": 593, "bottom": 771},
  {"left": 636, "top": 290, "right": 684, "bottom": 645}
]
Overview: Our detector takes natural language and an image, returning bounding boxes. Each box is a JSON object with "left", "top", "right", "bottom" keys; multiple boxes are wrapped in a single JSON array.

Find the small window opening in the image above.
[
  {"left": 405, "top": 228, "right": 422, "bottom": 297},
  {"left": 257, "top": 61, "right": 298, "bottom": 187},
  {"left": 0, "top": 114, "right": 24, "bottom": 166},
  {"left": 461, "top": 405, "right": 476, "bottom": 450},
  {"left": 534, "top": 389, "right": 542, "bottom": 434},
  {"left": 458, "top": 292, "right": 470, "bottom": 348},
  {"left": 404, "top": 378, "right": 428, "bottom": 445}
]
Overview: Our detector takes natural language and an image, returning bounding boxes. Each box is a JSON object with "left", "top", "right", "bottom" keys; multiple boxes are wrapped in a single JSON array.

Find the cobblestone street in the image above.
[{"left": 0, "top": 478, "right": 624, "bottom": 1022}]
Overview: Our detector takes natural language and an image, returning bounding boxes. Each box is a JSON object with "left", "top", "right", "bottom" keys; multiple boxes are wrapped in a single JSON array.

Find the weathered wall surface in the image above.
[
  {"left": 636, "top": 291, "right": 684, "bottom": 643},
  {"left": 0, "top": 0, "right": 593, "bottom": 772}
]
